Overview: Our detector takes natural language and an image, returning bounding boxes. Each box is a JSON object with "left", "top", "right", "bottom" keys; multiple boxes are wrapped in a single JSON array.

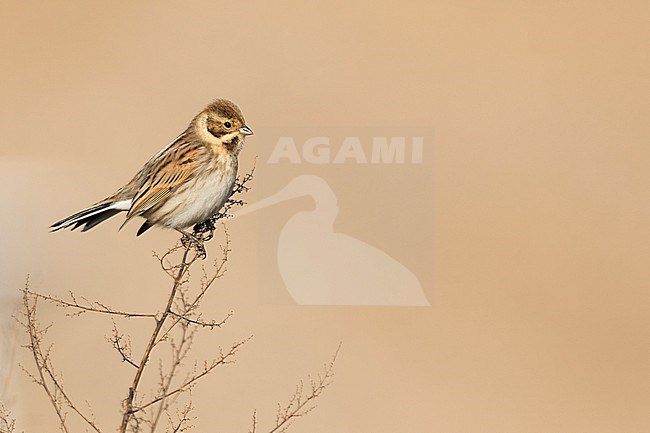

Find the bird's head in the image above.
[{"left": 194, "top": 98, "right": 253, "bottom": 155}]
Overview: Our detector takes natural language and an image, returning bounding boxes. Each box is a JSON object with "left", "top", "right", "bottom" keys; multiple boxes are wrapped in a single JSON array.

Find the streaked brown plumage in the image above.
[{"left": 51, "top": 99, "right": 253, "bottom": 246}]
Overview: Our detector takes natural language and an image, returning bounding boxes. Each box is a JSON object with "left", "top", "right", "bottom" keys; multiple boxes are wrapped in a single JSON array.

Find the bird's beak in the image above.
[{"left": 239, "top": 125, "right": 254, "bottom": 136}]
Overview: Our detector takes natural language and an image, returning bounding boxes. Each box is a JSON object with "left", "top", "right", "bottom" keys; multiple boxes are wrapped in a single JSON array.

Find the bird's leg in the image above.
[{"left": 176, "top": 228, "right": 206, "bottom": 259}]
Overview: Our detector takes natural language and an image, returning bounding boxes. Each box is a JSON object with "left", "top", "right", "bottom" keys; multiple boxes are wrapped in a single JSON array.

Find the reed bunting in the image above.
[{"left": 51, "top": 99, "right": 253, "bottom": 252}]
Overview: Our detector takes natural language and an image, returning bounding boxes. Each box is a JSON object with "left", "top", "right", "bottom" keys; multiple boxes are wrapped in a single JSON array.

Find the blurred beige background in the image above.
[{"left": 1, "top": 0, "right": 649, "bottom": 432}]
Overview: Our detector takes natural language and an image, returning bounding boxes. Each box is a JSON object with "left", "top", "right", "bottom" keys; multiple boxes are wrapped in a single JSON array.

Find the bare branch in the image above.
[
  {"left": 107, "top": 320, "right": 138, "bottom": 369},
  {"left": 266, "top": 344, "right": 341, "bottom": 433},
  {"left": 167, "top": 311, "right": 232, "bottom": 329},
  {"left": 119, "top": 247, "right": 196, "bottom": 433},
  {"left": 22, "top": 289, "right": 156, "bottom": 320},
  {"left": 0, "top": 401, "right": 16, "bottom": 433},
  {"left": 165, "top": 396, "right": 195, "bottom": 433},
  {"left": 148, "top": 322, "right": 194, "bottom": 432},
  {"left": 135, "top": 337, "right": 251, "bottom": 414},
  {"left": 18, "top": 285, "right": 102, "bottom": 433},
  {"left": 154, "top": 232, "right": 231, "bottom": 347}
]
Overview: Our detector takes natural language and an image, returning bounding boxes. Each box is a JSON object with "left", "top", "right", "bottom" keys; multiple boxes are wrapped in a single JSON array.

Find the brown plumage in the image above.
[{"left": 51, "top": 99, "right": 253, "bottom": 244}]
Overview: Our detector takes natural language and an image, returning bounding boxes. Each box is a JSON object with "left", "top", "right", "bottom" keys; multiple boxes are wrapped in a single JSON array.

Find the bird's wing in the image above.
[{"left": 126, "top": 140, "right": 207, "bottom": 219}]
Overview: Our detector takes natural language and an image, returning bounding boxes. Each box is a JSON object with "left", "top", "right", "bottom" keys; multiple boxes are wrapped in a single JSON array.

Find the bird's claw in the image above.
[
  {"left": 195, "top": 243, "right": 207, "bottom": 259},
  {"left": 193, "top": 219, "right": 215, "bottom": 243},
  {"left": 181, "top": 234, "right": 207, "bottom": 259}
]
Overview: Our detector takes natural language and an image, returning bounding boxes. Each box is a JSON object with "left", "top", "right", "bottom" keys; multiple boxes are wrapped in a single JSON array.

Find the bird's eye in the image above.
[{"left": 224, "top": 121, "right": 232, "bottom": 129}]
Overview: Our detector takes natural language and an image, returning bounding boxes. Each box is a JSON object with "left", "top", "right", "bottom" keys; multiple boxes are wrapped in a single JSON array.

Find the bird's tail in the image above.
[{"left": 50, "top": 200, "right": 131, "bottom": 232}]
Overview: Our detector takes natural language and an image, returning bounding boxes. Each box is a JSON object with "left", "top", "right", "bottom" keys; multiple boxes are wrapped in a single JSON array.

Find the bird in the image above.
[{"left": 50, "top": 99, "right": 253, "bottom": 253}]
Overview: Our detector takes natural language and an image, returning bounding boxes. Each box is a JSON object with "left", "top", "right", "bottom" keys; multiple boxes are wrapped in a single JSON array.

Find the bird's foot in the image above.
[
  {"left": 179, "top": 230, "right": 207, "bottom": 259},
  {"left": 193, "top": 219, "right": 215, "bottom": 242}
]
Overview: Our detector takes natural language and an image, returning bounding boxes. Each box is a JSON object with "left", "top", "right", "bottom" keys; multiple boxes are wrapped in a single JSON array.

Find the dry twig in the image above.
[
  {"left": 246, "top": 344, "right": 341, "bottom": 433},
  {"left": 17, "top": 283, "right": 102, "bottom": 433},
  {"left": 0, "top": 401, "right": 16, "bottom": 433}
]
